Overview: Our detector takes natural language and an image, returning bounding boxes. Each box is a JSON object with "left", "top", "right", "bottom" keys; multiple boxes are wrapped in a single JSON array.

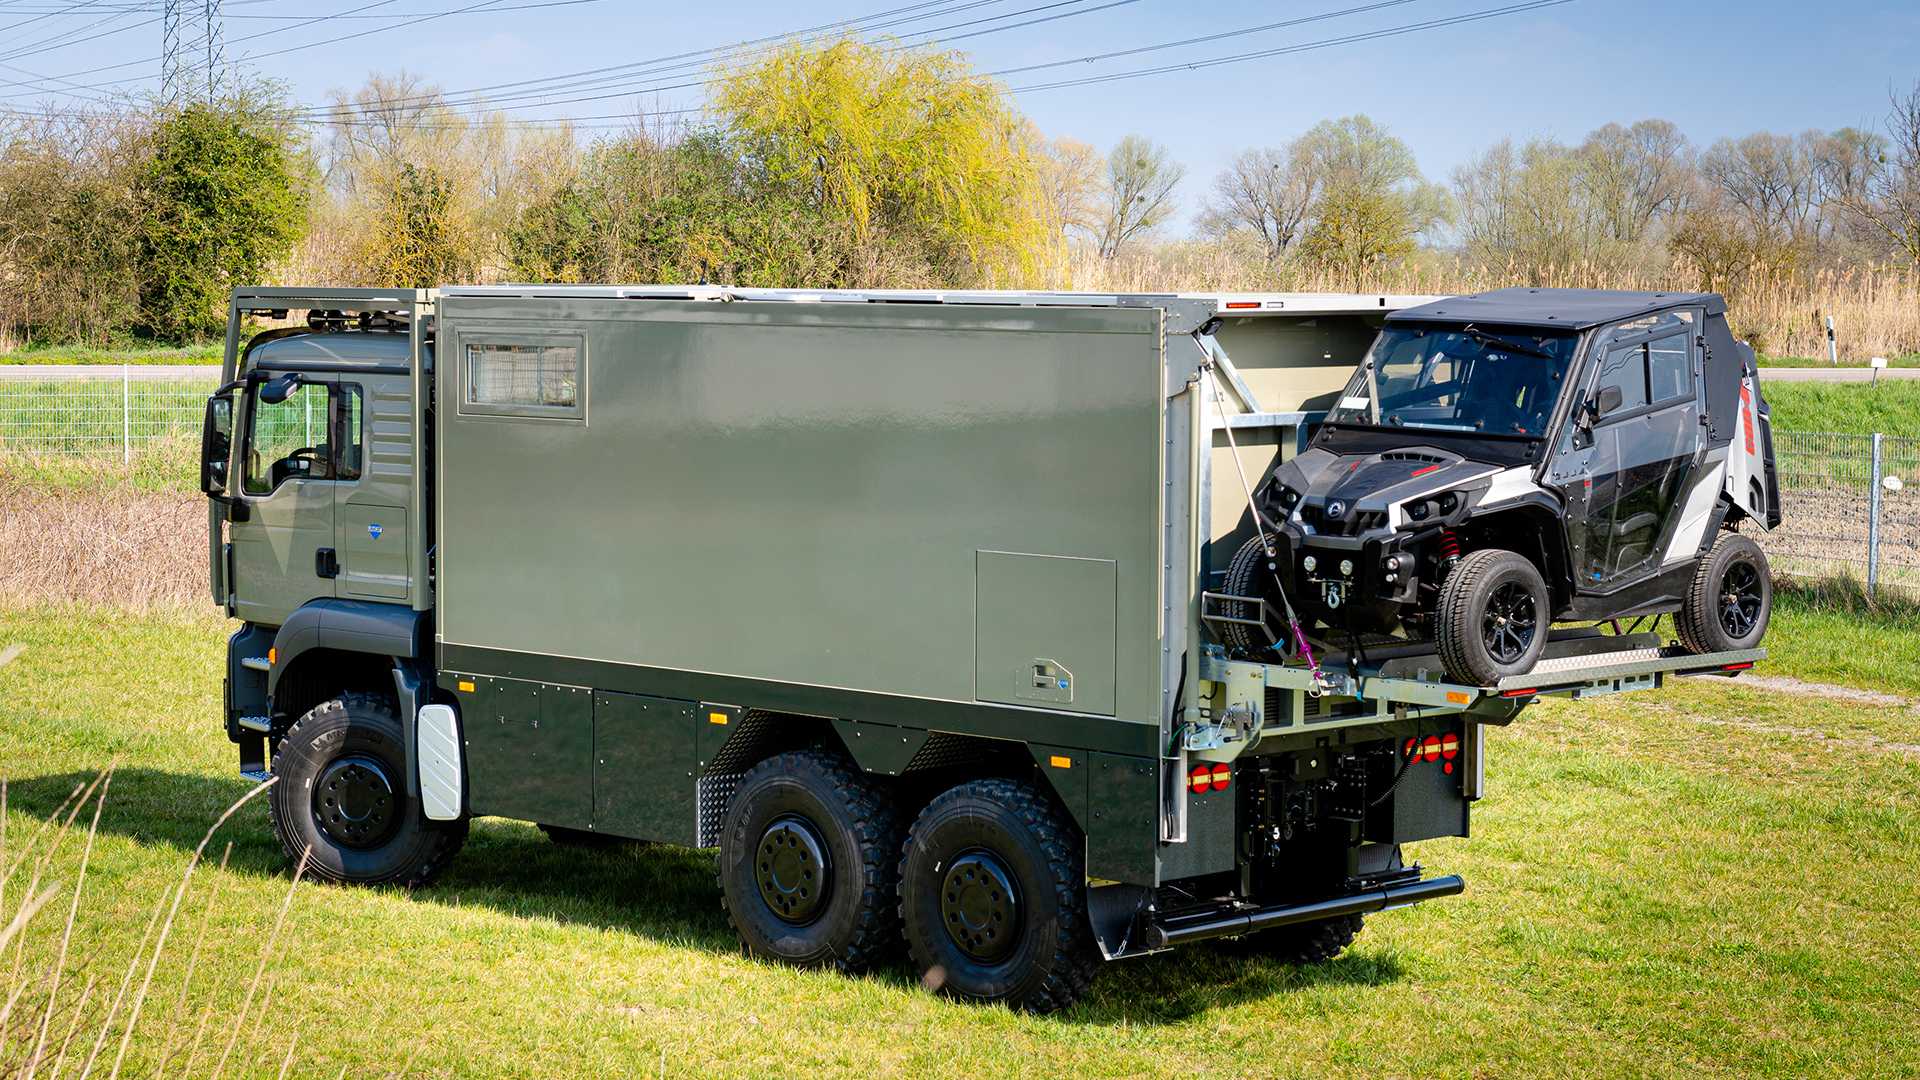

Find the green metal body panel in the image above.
[
  {"left": 228, "top": 372, "right": 338, "bottom": 628},
  {"left": 335, "top": 370, "right": 416, "bottom": 601},
  {"left": 461, "top": 676, "right": 594, "bottom": 829},
  {"left": 594, "top": 691, "right": 699, "bottom": 845},
  {"left": 434, "top": 295, "right": 1169, "bottom": 738}
]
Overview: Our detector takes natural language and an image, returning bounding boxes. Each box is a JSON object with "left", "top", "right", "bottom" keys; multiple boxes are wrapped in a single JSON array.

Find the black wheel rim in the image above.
[
  {"left": 312, "top": 754, "right": 399, "bottom": 850},
  {"left": 1482, "top": 581, "right": 1539, "bottom": 665},
  {"left": 939, "top": 850, "right": 1021, "bottom": 963},
  {"left": 756, "top": 815, "right": 831, "bottom": 925},
  {"left": 1720, "top": 559, "right": 1764, "bottom": 639}
]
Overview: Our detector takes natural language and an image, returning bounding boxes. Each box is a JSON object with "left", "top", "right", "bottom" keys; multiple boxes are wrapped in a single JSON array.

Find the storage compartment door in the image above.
[
  {"left": 462, "top": 676, "right": 594, "bottom": 828},
  {"left": 593, "top": 691, "right": 698, "bottom": 845},
  {"left": 975, "top": 551, "right": 1117, "bottom": 716}
]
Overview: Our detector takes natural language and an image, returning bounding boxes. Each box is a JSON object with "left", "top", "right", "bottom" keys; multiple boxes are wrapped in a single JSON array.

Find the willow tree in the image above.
[{"left": 714, "top": 38, "right": 1053, "bottom": 287}]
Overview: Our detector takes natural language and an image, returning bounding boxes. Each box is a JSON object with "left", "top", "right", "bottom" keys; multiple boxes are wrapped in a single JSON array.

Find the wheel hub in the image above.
[
  {"left": 1482, "top": 581, "right": 1539, "bottom": 664},
  {"left": 940, "top": 851, "right": 1020, "bottom": 962},
  {"left": 312, "top": 754, "right": 398, "bottom": 849},
  {"left": 756, "top": 815, "right": 830, "bottom": 924},
  {"left": 1720, "top": 560, "right": 1763, "bottom": 637}
]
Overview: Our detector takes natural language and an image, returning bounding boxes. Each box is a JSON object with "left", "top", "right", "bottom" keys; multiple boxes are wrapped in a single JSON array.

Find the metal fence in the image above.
[{"left": 1, "top": 370, "right": 1916, "bottom": 598}]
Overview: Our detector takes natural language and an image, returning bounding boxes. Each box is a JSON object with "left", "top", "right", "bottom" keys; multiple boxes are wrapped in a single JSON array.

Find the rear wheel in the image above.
[
  {"left": 1435, "top": 548, "right": 1550, "bottom": 685},
  {"left": 1678, "top": 531, "right": 1772, "bottom": 653},
  {"left": 898, "top": 779, "right": 1097, "bottom": 1013},
  {"left": 716, "top": 750, "right": 902, "bottom": 974},
  {"left": 269, "top": 692, "right": 466, "bottom": 888}
]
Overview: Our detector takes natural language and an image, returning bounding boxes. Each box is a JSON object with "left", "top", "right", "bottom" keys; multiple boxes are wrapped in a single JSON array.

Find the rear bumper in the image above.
[{"left": 1145, "top": 873, "right": 1466, "bottom": 949}]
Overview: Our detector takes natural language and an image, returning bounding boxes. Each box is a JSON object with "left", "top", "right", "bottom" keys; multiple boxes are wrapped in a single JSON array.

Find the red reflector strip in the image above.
[
  {"left": 1223, "top": 300, "right": 1260, "bottom": 309},
  {"left": 1410, "top": 463, "right": 1443, "bottom": 477},
  {"left": 1723, "top": 661, "right": 1754, "bottom": 671},
  {"left": 1500, "top": 688, "right": 1539, "bottom": 699},
  {"left": 1739, "top": 385, "right": 1756, "bottom": 454},
  {"left": 1440, "top": 733, "right": 1460, "bottom": 760},
  {"left": 1188, "top": 765, "right": 1211, "bottom": 793}
]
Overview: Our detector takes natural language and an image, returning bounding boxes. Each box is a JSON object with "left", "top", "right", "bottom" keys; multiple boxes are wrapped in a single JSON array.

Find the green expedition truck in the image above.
[{"left": 198, "top": 285, "right": 1764, "bottom": 1012}]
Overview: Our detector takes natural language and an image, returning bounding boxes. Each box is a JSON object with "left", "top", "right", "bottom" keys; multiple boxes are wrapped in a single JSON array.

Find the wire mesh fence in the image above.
[{"left": 1, "top": 371, "right": 1916, "bottom": 598}]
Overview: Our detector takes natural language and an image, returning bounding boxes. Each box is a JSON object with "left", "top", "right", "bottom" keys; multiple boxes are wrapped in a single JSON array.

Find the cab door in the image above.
[
  {"left": 1548, "top": 312, "right": 1702, "bottom": 591},
  {"left": 333, "top": 372, "right": 414, "bottom": 601},
  {"left": 230, "top": 374, "right": 340, "bottom": 627}
]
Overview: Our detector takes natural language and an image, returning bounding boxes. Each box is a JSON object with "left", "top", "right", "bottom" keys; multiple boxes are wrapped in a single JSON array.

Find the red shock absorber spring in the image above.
[{"left": 1439, "top": 528, "right": 1461, "bottom": 560}]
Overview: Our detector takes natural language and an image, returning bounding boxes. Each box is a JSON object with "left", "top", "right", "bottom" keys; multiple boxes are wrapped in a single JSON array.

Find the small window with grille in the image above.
[{"left": 460, "top": 337, "right": 585, "bottom": 419}]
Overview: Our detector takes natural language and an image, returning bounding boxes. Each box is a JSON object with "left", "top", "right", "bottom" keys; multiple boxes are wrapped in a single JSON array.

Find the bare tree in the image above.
[
  {"left": 1832, "top": 82, "right": 1920, "bottom": 269},
  {"left": 1036, "top": 134, "right": 1102, "bottom": 241},
  {"left": 1202, "top": 145, "right": 1317, "bottom": 265},
  {"left": 1294, "top": 115, "right": 1447, "bottom": 276},
  {"left": 1695, "top": 131, "right": 1827, "bottom": 256},
  {"left": 1097, "top": 134, "right": 1183, "bottom": 259},
  {"left": 1577, "top": 119, "right": 1692, "bottom": 245}
]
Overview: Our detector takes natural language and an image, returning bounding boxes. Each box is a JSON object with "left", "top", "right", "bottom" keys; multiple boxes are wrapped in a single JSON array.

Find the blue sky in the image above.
[{"left": 8, "top": 0, "right": 1919, "bottom": 222}]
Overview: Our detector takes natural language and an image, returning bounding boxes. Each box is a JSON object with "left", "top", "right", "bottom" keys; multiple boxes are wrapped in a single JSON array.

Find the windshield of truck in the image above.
[{"left": 1324, "top": 325, "right": 1580, "bottom": 438}]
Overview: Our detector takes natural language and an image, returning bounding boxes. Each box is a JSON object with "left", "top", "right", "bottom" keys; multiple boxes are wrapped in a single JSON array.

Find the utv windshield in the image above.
[{"left": 1325, "top": 325, "right": 1581, "bottom": 437}]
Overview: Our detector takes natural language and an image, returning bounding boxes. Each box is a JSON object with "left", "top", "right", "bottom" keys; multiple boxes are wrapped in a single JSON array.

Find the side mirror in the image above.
[
  {"left": 200, "top": 393, "right": 234, "bottom": 496},
  {"left": 1594, "top": 384, "right": 1625, "bottom": 417},
  {"left": 258, "top": 373, "right": 301, "bottom": 405}
]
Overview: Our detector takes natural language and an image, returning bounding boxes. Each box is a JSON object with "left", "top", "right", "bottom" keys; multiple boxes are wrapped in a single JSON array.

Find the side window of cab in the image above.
[{"left": 242, "top": 378, "right": 364, "bottom": 495}]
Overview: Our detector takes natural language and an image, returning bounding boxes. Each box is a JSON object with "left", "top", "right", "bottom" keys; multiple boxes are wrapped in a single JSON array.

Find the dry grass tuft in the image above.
[{"left": 0, "top": 480, "right": 204, "bottom": 612}]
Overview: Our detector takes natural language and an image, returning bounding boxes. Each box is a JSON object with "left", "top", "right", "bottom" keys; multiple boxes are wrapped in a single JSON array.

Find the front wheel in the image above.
[
  {"left": 269, "top": 692, "right": 466, "bottom": 888},
  {"left": 1677, "top": 531, "right": 1772, "bottom": 653},
  {"left": 1434, "top": 548, "right": 1550, "bottom": 685},
  {"left": 898, "top": 779, "right": 1097, "bottom": 1013}
]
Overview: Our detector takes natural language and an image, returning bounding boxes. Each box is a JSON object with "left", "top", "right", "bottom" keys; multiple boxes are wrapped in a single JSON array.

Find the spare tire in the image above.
[{"left": 1435, "top": 548, "right": 1550, "bottom": 686}]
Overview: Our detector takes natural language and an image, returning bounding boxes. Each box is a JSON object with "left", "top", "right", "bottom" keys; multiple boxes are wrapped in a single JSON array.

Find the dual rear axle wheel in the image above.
[{"left": 714, "top": 751, "right": 1097, "bottom": 1012}]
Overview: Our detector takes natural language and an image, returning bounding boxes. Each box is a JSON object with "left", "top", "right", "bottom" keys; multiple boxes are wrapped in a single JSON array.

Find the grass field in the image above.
[
  {"left": 0, "top": 343, "right": 221, "bottom": 365},
  {"left": 1760, "top": 353, "right": 1920, "bottom": 367},
  {"left": 1, "top": 600, "right": 1915, "bottom": 1078},
  {"left": 1761, "top": 379, "right": 1920, "bottom": 436}
]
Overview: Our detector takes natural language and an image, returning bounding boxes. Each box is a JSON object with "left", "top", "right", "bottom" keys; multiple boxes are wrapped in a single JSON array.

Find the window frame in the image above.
[
  {"left": 1582, "top": 310, "right": 1701, "bottom": 429},
  {"left": 239, "top": 375, "right": 358, "bottom": 497},
  {"left": 456, "top": 330, "right": 588, "bottom": 422}
]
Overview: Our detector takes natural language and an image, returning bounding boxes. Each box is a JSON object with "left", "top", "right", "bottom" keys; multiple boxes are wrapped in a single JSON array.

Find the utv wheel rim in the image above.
[
  {"left": 1482, "top": 581, "right": 1539, "bottom": 665},
  {"left": 940, "top": 851, "right": 1021, "bottom": 963},
  {"left": 1720, "top": 560, "right": 1764, "bottom": 638},
  {"left": 312, "top": 755, "right": 399, "bottom": 850},
  {"left": 756, "top": 815, "right": 831, "bottom": 925}
]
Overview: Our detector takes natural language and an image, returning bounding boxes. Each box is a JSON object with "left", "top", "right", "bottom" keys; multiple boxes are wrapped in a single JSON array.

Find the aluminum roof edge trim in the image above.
[{"left": 431, "top": 284, "right": 1440, "bottom": 315}]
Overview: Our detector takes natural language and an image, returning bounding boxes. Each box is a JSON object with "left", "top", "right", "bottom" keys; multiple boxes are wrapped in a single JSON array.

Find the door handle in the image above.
[{"left": 316, "top": 548, "right": 339, "bottom": 579}]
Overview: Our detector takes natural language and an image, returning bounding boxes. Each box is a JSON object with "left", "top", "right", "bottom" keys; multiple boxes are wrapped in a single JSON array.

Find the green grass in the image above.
[
  {"left": 1761, "top": 379, "right": 1920, "bottom": 435},
  {"left": 1, "top": 603, "right": 1916, "bottom": 1077},
  {"left": 0, "top": 342, "right": 220, "bottom": 365}
]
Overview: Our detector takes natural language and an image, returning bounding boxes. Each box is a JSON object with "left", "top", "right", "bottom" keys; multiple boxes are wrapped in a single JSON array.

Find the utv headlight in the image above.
[
  {"left": 1439, "top": 492, "right": 1460, "bottom": 514},
  {"left": 1302, "top": 555, "right": 1317, "bottom": 573},
  {"left": 1278, "top": 486, "right": 1301, "bottom": 510},
  {"left": 1408, "top": 501, "right": 1430, "bottom": 521},
  {"left": 1339, "top": 559, "right": 1354, "bottom": 577}
]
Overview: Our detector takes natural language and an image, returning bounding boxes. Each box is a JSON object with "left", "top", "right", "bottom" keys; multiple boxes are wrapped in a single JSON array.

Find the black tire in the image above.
[
  {"left": 1677, "top": 531, "right": 1772, "bottom": 653},
  {"left": 1435, "top": 548, "right": 1550, "bottom": 686},
  {"left": 1218, "top": 914, "right": 1364, "bottom": 964},
  {"left": 269, "top": 692, "right": 467, "bottom": 888},
  {"left": 1218, "top": 533, "right": 1278, "bottom": 655},
  {"left": 716, "top": 750, "right": 902, "bottom": 974},
  {"left": 898, "top": 779, "right": 1098, "bottom": 1013}
]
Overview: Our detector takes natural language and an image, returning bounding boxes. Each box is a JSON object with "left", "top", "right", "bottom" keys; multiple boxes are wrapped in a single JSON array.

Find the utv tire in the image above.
[
  {"left": 899, "top": 779, "right": 1098, "bottom": 1014},
  {"left": 269, "top": 692, "right": 467, "bottom": 888},
  {"left": 1435, "top": 548, "right": 1550, "bottom": 686},
  {"left": 1219, "top": 533, "right": 1285, "bottom": 657},
  {"left": 1219, "top": 914, "right": 1364, "bottom": 965},
  {"left": 716, "top": 750, "right": 902, "bottom": 974},
  {"left": 1677, "top": 531, "right": 1772, "bottom": 653}
]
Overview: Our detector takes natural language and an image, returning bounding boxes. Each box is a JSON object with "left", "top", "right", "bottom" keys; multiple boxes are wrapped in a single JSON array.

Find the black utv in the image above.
[{"left": 1222, "top": 288, "right": 1781, "bottom": 686}]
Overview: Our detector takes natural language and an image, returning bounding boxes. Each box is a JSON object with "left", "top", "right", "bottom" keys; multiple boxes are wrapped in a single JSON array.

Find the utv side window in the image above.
[
  {"left": 1646, "top": 333, "right": 1691, "bottom": 404},
  {"left": 243, "top": 380, "right": 359, "bottom": 495},
  {"left": 1594, "top": 343, "right": 1649, "bottom": 417}
]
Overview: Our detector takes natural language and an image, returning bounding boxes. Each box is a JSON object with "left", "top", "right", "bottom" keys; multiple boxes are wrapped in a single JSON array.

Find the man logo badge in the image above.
[{"left": 368, "top": 523, "right": 383, "bottom": 540}]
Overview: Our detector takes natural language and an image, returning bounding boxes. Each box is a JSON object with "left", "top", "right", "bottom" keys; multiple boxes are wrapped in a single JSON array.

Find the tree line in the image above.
[{"left": 3, "top": 37, "right": 1919, "bottom": 348}]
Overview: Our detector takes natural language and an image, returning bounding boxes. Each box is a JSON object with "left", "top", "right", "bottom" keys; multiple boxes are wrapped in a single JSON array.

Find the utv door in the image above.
[
  {"left": 229, "top": 374, "right": 343, "bottom": 627},
  {"left": 1548, "top": 314, "right": 1702, "bottom": 590}
]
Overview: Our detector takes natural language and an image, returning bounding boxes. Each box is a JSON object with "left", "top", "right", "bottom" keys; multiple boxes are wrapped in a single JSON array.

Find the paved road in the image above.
[
  {"left": 1760, "top": 366, "right": 1920, "bottom": 382},
  {"left": 0, "top": 364, "right": 221, "bottom": 380}
]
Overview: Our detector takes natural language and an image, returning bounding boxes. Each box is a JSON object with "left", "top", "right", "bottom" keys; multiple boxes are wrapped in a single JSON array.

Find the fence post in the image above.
[
  {"left": 1868, "top": 432, "right": 1883, "bottom": 599},
  {"left": 121, "top": 362, "right": 131, "bottom": 465}
]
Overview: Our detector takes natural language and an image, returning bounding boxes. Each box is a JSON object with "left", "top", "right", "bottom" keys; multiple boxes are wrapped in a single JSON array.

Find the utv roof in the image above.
[{"left": 1386, "top": 287, "right": 1726, "bottom": 332}]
